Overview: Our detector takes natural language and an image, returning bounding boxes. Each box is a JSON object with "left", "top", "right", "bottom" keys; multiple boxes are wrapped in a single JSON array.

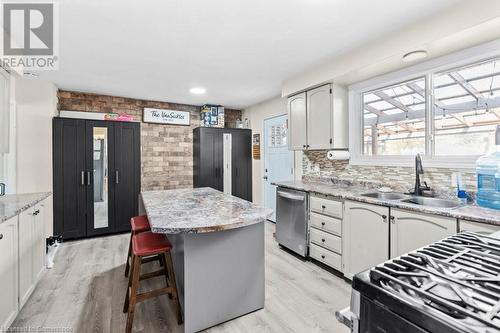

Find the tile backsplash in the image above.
[{"left": 302, "top": 151, "right": 477, "bottom": 198}]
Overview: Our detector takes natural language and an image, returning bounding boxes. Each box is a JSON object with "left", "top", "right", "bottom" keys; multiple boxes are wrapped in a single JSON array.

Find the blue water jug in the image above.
[{"left": 476, "top": 125, "right": 500, "bottom": 210}]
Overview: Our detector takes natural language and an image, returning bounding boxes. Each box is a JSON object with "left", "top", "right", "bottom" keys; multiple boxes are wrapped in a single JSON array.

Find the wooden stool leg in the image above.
[
  {"left": 124, "top": 231, "right": 133, "bottom": 277},
  {"left": 125, "top": 255, "right": 142, "bottom": 333},
  {"left": 164, "top": 252, "right": 183, "bottom": 325},
  {"left": 123, "top": 251, "right": 136, "bottom": 313}
]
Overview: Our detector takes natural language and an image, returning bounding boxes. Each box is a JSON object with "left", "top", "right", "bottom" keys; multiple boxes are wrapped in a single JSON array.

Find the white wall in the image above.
[
  {"left": 282, "top": 0, "right": 500, "bottom": 96},
  {"left": 243, "top": 96, "right": 302, "bottom": 206},
  {"left": 16, "top": 78, "right": 57, "bottom": 236}
]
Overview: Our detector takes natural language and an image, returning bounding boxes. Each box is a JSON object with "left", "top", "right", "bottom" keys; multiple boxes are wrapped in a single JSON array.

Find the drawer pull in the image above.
[
  {"left": 321, "top": 255, "right": 325, "bottom": 259},
  {"left": 321, "top": 238, "right": 325, "bottom": 242},
  {"left": 321, "top": 222, "right": 325, "bottom": 226},
  {"left": 322, "top": 205, "right": 326, "bottom": 209},
  {"left": 0, "top": 233, "right": 3, "bottom": 240}
]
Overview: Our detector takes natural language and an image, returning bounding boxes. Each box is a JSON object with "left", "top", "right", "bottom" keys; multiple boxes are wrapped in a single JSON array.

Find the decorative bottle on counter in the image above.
[{"left": 476, "top": 125, "right": 500, "bottom": 210}]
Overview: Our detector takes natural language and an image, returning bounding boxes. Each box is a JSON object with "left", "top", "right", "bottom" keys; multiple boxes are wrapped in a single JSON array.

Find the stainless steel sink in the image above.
[
  {"left": 361, "top": 192, "right": 410, "bottom": 200},
  {"left": 400, "top": 197, "right": 464, "bottom": 209}
]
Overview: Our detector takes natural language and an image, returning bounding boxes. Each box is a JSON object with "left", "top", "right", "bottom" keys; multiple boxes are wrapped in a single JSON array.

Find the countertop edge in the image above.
[
  {"left": 0, "top": 192, "right": 52, "bottom": 223},
  {"left": 150, "top": 217, "right": 269, "bottom": 234},
  {"left": 274, "top": 182, "right": 499, "bottom": 226}
]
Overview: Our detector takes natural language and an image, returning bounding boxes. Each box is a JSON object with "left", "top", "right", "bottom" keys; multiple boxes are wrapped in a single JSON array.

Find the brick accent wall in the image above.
[{"left": 57, "top": 90, "right": 242, "bottom": 191}]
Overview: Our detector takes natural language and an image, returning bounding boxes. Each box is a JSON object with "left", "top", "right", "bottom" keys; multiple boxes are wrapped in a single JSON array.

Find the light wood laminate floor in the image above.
[{"left": 12, "top": 222, "right": 351, "bottom": 333}]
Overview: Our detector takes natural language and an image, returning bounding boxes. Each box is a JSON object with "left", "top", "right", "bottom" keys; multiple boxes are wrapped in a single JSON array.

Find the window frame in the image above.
[{"left": 349, "top": 39, "right": 500, "bottom": 169}]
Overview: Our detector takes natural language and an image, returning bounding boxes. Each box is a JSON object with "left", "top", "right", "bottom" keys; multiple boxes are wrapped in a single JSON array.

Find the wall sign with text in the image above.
[{"left": 143, "top": 108, "right": 191, "bottom": 126}]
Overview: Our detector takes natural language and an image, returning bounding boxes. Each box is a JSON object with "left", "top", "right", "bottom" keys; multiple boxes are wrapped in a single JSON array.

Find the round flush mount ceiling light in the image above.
[
  {"left": 23, "top": 72, "right": 39, "bottom": 78},
  {"left": 402, "top": 50, "right": 428, "bottom": 63},
  {"left": 189, "top": 87, "right": 206, "bottom": 95}
]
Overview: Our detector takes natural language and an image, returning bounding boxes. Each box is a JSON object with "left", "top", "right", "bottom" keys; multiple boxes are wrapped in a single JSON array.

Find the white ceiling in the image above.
[{"left": 36, "top": 0, "right": 463, "bottom": 109}]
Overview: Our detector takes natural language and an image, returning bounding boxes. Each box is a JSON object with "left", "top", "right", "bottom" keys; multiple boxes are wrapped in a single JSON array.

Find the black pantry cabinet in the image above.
[
  {"left": 53, "top": 118, "right": 141, "bottom": 240},
  {"left": 193, "top": 127, "right": 252, "bottom": 201}
]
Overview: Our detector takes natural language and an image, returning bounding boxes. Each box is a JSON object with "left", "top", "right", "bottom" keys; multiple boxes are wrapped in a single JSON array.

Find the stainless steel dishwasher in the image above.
[{"left": 275, "top": 187, "right": 308, "bottom": 257}]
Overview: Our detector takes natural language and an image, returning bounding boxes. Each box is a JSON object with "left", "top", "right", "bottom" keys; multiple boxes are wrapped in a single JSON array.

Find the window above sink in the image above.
[{"left": 349, "top": 40, "right": 500, "bottom": 169}]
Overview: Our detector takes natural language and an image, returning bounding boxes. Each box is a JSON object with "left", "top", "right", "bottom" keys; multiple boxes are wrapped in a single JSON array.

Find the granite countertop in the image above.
[
  {"left": 273, "top": 180, "right": 500, "bottom": 226},
  {"left": 141, "top": 187, "right": 273, "bottom": 234},
  {"left": 0, "top": 192, "right": 52, "bottom": 223}
]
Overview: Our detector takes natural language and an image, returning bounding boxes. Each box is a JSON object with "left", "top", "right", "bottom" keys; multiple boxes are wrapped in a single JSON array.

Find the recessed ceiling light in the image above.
[
  {"left": 23, "top": 72, "right": 39, "bottom": 78},
  {"left": 402, "top": 50, "right": 428, "bottom": 63},
  {"left": 189, "top": 87, "right": 206, "bottom": 95}
]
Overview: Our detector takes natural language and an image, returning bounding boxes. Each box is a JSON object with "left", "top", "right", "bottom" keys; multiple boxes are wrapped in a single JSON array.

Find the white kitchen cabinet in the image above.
[
  {"left": 287, "top": 92, "right": 307, "bottom": 150},
  {"left": 33, "top": 202, "right": 46, "bottom": 280},
  {"left": 390, "top": 209, "right": 457, "bottom": 258},
  {"left": 459, "top": 220, "right": 500, "bottom": 235},
  {"left": 307, "top": 85, "right": 332, "bottom": 150},
  {"left": 0, "top": 216, "right": 19, "bottom": 329},
  {"left": 288, "top": 83, "right": 348, "bottom": 151},
  {"left": 18, "top": 201, "right": 46, "bottom": 308},
  {"left": 343, "top": 201, "right": 389, "bottom": 279},
  {"left": 18, "top": 207, "right": 35, "bottom": 308}
]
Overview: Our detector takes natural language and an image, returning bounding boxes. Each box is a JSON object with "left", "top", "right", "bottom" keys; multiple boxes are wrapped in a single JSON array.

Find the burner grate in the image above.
[{"left": 370, "top": 231, "right": 500, "bottom": 332}]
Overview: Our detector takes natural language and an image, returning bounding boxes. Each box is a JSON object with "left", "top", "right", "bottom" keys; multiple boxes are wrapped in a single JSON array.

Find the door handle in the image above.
[
  {"left": 81, "top": 171, "right": 85, "bottom": 185},
  {"left": 277, "top": 191, "right": 304, "bottom": 201},
  {"left": 116, "top": 170, "right": 120, "bottom": 184},
  {"left": 86, "top": 171, "right": 92, "bottom": 186}
]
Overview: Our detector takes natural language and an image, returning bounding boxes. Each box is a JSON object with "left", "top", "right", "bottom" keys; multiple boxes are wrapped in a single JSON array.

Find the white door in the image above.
[
  {"left": 0, "top": 216, "right": 19, "bottom": 329},
  {"left": 287, "top": 92, "right": 307, "bottom": 150},
  {"left": 343, "top": 201, "right": 389, "bottom": 279},
  {"left": 390, "top": 209, "right": 456, "bottom": 258},
  {"left": 264, "top": 115, "right": 294, "bottom": 222},
  {"left": 307, "top": 84, "right": 332, "bottom": 150}
]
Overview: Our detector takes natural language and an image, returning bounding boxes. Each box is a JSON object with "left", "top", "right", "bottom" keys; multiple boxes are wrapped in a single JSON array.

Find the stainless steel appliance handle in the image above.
[
  {"left": 277, "top": 191, "right": 304, "bottom": 201},
  {"left": 116, "top": 170, "right": 120, "bottom": 184},
  {"left": 81, "top": 171, "right": 85, "bottom": 186}
]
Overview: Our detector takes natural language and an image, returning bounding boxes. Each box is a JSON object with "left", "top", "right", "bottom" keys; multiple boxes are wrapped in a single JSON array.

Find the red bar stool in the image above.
[
  {"left": 124, "top": 215, "right": 151, "bottom": 277},
  {"left": 123, "top": 231, "right": 182, "bottom": 333}
]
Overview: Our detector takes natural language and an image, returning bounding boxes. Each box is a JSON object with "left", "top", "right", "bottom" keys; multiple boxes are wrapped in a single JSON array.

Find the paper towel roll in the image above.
[{"left": 327, "top": 150, "right": 350, "bottom": 160}]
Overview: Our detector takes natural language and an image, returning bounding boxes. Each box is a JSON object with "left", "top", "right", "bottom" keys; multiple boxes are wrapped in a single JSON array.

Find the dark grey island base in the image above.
[
  {"left": 169, "top": 222, "right": 264, "bottom": 333},
  {"left": 140, "top": 188, "right": 272, "bottom": 333}
]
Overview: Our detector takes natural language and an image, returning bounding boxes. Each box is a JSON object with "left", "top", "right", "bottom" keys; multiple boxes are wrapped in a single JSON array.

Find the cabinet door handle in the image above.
[
  {"left": 86, "top": 171, "right": 92, "bottom": 186},
  {"left": 390, "top": 216, "right": 396, "bottom": 224},
  {"left": 321, "top": 255, "right": 325, "bottom": 259},
  {"left": 81, "top": 171, "right": 85, "bottom": 185},
  {"left": 116, "top": 170, "right": 120, "bottom": 184},
  {"left": 0, "top": 233, "right": 3, "bottom": 240}
]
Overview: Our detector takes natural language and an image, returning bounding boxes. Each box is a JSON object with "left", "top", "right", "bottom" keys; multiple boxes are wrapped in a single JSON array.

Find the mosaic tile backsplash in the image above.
[{"left": 302, "top": 151, "right": 477, "bottom": 199}]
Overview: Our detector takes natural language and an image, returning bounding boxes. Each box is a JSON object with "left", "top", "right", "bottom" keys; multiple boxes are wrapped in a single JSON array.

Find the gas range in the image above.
[{"left": 337, "top": 232, "right": 500, "bottom": 333}]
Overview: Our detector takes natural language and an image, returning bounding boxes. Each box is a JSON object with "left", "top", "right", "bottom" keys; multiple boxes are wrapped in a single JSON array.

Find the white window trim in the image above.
[{"left": 349, "top": 39, "right": 500, "bottom": 169}]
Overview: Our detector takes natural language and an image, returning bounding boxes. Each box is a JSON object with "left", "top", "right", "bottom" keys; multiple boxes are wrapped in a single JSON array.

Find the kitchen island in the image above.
[{"left": 140, "top": 187, "right": 273, "bottom": 333}]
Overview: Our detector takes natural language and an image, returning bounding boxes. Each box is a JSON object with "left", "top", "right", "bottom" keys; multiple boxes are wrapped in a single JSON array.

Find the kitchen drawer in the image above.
[
  {"left": 309, "top": 243, "right": 342, "bottom": 271},
  {"left": 310, "top": 228, "right": 342, "bottom": 254},
  {"left": 310, "top": 196, "right": 343, "bottom": 218},
  {"left": 310, "top": 212, "right": 341, "bottom": 236}
]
